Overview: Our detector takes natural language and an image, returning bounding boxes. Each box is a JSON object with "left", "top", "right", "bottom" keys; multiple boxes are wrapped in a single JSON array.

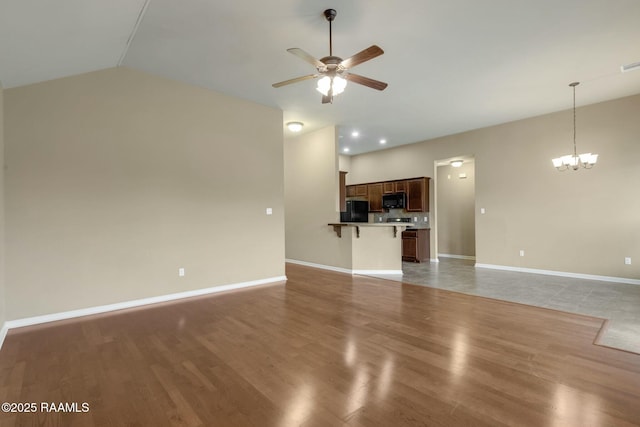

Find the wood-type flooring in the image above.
[{"left": 0, "top": 263, "right": 639, "bottom": 426}]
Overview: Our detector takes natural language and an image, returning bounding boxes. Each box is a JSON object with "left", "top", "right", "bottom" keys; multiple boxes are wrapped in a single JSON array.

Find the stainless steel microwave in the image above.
[{"left": 382, "top": 193, "right": 406, "bottom": 209}]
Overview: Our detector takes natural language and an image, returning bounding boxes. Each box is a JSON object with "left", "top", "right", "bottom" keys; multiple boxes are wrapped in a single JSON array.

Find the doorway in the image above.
[{"left": 434, "top": 156, "right": 476, "bottom": 261}]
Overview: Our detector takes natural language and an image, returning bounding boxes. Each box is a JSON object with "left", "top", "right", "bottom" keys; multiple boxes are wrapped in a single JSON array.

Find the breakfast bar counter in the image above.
[{"left": 327, "top": 222, "right": 414, "bottom": 274}]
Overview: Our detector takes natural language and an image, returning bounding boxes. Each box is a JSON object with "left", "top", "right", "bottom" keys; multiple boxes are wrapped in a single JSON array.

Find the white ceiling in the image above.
[{"left": 2, "top": 0, "right": 640, "bottom": 155}]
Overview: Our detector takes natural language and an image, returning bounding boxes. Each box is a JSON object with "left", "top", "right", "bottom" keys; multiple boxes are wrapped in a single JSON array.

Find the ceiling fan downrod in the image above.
[{"left": 324, "top": 9, "right": 337, "bottom": 56}]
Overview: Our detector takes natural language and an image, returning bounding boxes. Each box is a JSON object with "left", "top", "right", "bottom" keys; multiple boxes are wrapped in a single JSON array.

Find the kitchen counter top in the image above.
[
  {"left": 328, "top": 222, "right": 415, "bottom": 227},
  {"left": 328, "top": 222, "right": 414, "bottom": 238}
]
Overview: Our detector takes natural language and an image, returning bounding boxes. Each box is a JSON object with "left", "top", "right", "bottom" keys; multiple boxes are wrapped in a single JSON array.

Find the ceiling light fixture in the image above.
[
  {"left": 450, "top": 160, "right": 463, "bottom": 168},
  {"left": 552, "top": 82, "right": 598, "bottom": 171},
  {"left": 343, "top": 148, "right": 350, "bottom": 153},
  {"left": 380, "top": 139, "right": 387, "bottom": 144},
  {"left": 316, "top": 75, "right": 347, "bottom": 97},
  {"left": 351, "top": 131, "right": 359, "bottom": 137},
  {"left": 286, "top": 122, "right": 304, "bottom": 132}
]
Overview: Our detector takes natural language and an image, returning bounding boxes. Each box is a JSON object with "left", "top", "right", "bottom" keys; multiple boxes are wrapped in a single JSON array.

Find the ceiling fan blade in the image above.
[
  {"left": 339, "top": 45, "right": 384, "bottom": 69},
  {"left": 272, "top": 74, "right": 318, "bottom": 88},
  {"left": 287, "top": 48, "right": 325, "bottom": 69},
  {"left": 345, "top": 73, "right": 388, "bottom": 91}
]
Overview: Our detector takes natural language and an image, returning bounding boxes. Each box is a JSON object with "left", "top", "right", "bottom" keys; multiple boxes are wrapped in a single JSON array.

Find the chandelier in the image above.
[{"left": 552, "top": 82, "right": 598, "bottom": 171}]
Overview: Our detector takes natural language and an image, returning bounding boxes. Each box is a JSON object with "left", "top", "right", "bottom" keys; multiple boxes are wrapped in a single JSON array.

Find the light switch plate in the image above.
[{"left": 266, "top": 208, "right": 273, "bottom": 215}]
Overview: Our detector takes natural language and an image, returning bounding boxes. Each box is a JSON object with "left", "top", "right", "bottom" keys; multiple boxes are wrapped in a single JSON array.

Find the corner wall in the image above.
[
  {"left": 284, "top": 126, "right": 352, "bottom": 269},
  {"left": 349, "top": 94, "right": 640, "bottom": 279},
  {"left": 4, "top": 67, "right": 285, "bottom": 320}
]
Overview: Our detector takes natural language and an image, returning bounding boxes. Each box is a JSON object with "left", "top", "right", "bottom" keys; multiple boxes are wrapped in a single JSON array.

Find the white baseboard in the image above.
[
  {"left": 4, "top": 275, "right": 287, "bottom": 331},
  {"left": 285, "top": 259, "right": 403, "bottom": 276},
  {"left": 430, "top": 258, "right": 439, "bottom": 263},
  {"left": 0, "top": 323, "right": 8, "bottom": 351},
  {"left": 285, "top": 259, "right": 353, "bottom": 274},
  {"left": 475, "top": 263, "right": 640, "bottom": 286},
  {"left": 439, "top": 253, "right": 476, "bottom": 260},
  {"left": 353, "top": 270, "right": 403, "bottom": 276}
]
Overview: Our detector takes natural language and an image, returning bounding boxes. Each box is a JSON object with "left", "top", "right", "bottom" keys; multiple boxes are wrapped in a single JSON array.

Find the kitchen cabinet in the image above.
[
  {"left": 383, "top": 180, "right": 407, "bottom": 194},
  {"left": 347, "top": 177, "right": 430, "bottom": 212},
  {"left": 402, "top": 229, "right": 430, "bottom": 262},
  {"left": 406, "top": 178, "right": 430, "bottom": 212},
  {"left": 367, "top": 183, "right": 384, "bottom": 212},
  {"left": 355, "top": 185, "right": 368, "bottom": 197},
  {"left": 339, "top": 171, "right": 347, "bottom": 212}
]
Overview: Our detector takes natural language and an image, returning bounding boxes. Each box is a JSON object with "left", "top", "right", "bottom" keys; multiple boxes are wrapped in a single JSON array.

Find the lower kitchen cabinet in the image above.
[{"left": 402, "top": 228, "right": 430, "bottom": 262}]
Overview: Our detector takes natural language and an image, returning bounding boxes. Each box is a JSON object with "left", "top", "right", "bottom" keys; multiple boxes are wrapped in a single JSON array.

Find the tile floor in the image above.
[{"left": 368, "top": 258, "right": 640, "bottom": 354}]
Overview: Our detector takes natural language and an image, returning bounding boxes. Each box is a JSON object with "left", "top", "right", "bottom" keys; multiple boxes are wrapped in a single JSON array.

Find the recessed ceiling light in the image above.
[
  {"left": 343, "top": 148, "right": 350, "bottom": 153},
  {"left": 621, "top": 61, "right": 640, "bottom": 73},
  {"left": 351, "top": 131, "right": 359, "bottom": 137},
  {"left": 380, "top": 139, "right": 387, "bottom": 144},
  {"left": 450, "top": 160, "right": 463, "bottom": 168},
  {"left": 286, "top": 122, "right": 304, "bottom": 132}
]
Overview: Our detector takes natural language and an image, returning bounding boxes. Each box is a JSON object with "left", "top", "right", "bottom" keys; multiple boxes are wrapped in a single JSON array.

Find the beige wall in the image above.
[
  {"left": 0, "top": 83, "right": 5, "bottom": 327},
  {"left": 4, "top": 67, "right": 285, "bottom": 320},
  {"left": 284, "top": 126, "right": 352, "bottom": 269},
  {"left": 338, "top": 154, "right": 351, "bottom": 174},
  {"left": 437, "top": 162, "right": 475, "bottom": 257},
  {"left": 349, "top": 94, "right": 640, "bottom": 279}
]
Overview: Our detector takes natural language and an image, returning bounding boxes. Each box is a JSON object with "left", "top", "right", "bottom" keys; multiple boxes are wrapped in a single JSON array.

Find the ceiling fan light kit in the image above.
[
  {"left": 552, "top": 82, "right": 599, "bottom": 171},
  {"left": 272, "top": 9, "right": 388, "bottom": 104}
]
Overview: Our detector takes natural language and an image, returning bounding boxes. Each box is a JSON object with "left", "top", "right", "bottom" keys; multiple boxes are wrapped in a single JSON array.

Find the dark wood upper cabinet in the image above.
[
  {"left": 339, "top": 171, "right": 347, "bottom": 212},
  {"left": 406, "top": 178, "right": 430, "bottom": 212},
  {"left": 394, "top": 180, "right": 407, "bottom": 193},
  {"left": 367, "top": 183, "right": 384, "bottom": 212},
  {"left": 347, "top": 177, "right": 430, "bottom": 212}
]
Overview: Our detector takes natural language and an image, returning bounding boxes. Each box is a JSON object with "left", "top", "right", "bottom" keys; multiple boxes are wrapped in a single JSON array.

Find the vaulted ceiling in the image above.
[{"left": 2, "top": 0, "right": 640, "bottom": 154}]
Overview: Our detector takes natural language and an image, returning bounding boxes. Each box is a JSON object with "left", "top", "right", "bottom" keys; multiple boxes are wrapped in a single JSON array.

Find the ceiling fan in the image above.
[{"left": 272, "top": 9, "right": 388, "bottom": 104}]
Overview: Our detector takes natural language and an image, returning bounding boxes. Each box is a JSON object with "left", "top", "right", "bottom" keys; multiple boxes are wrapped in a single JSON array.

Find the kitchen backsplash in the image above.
[{"left": 369, "top": 209, "right": 430, "bottom": 228}]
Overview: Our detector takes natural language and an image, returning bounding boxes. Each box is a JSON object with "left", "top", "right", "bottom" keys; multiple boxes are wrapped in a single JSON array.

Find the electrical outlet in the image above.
[
  {"left": 480, "top": 208, "right": 486, "bottom": 214},
  {"left": 178, "top": 267, "right": 185, "bottom": 277},
  {"left": 625, "top": 257, "right": 632, "bottom": 265},
  {"left": 519, "top": 250, "right": 525, "bottom": 257},
  {"left": 413, "top": 217, "right": 418, "bottom": 222},
  {"left": 423, "top": 217, "right": 428, "bottom": 222}
]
